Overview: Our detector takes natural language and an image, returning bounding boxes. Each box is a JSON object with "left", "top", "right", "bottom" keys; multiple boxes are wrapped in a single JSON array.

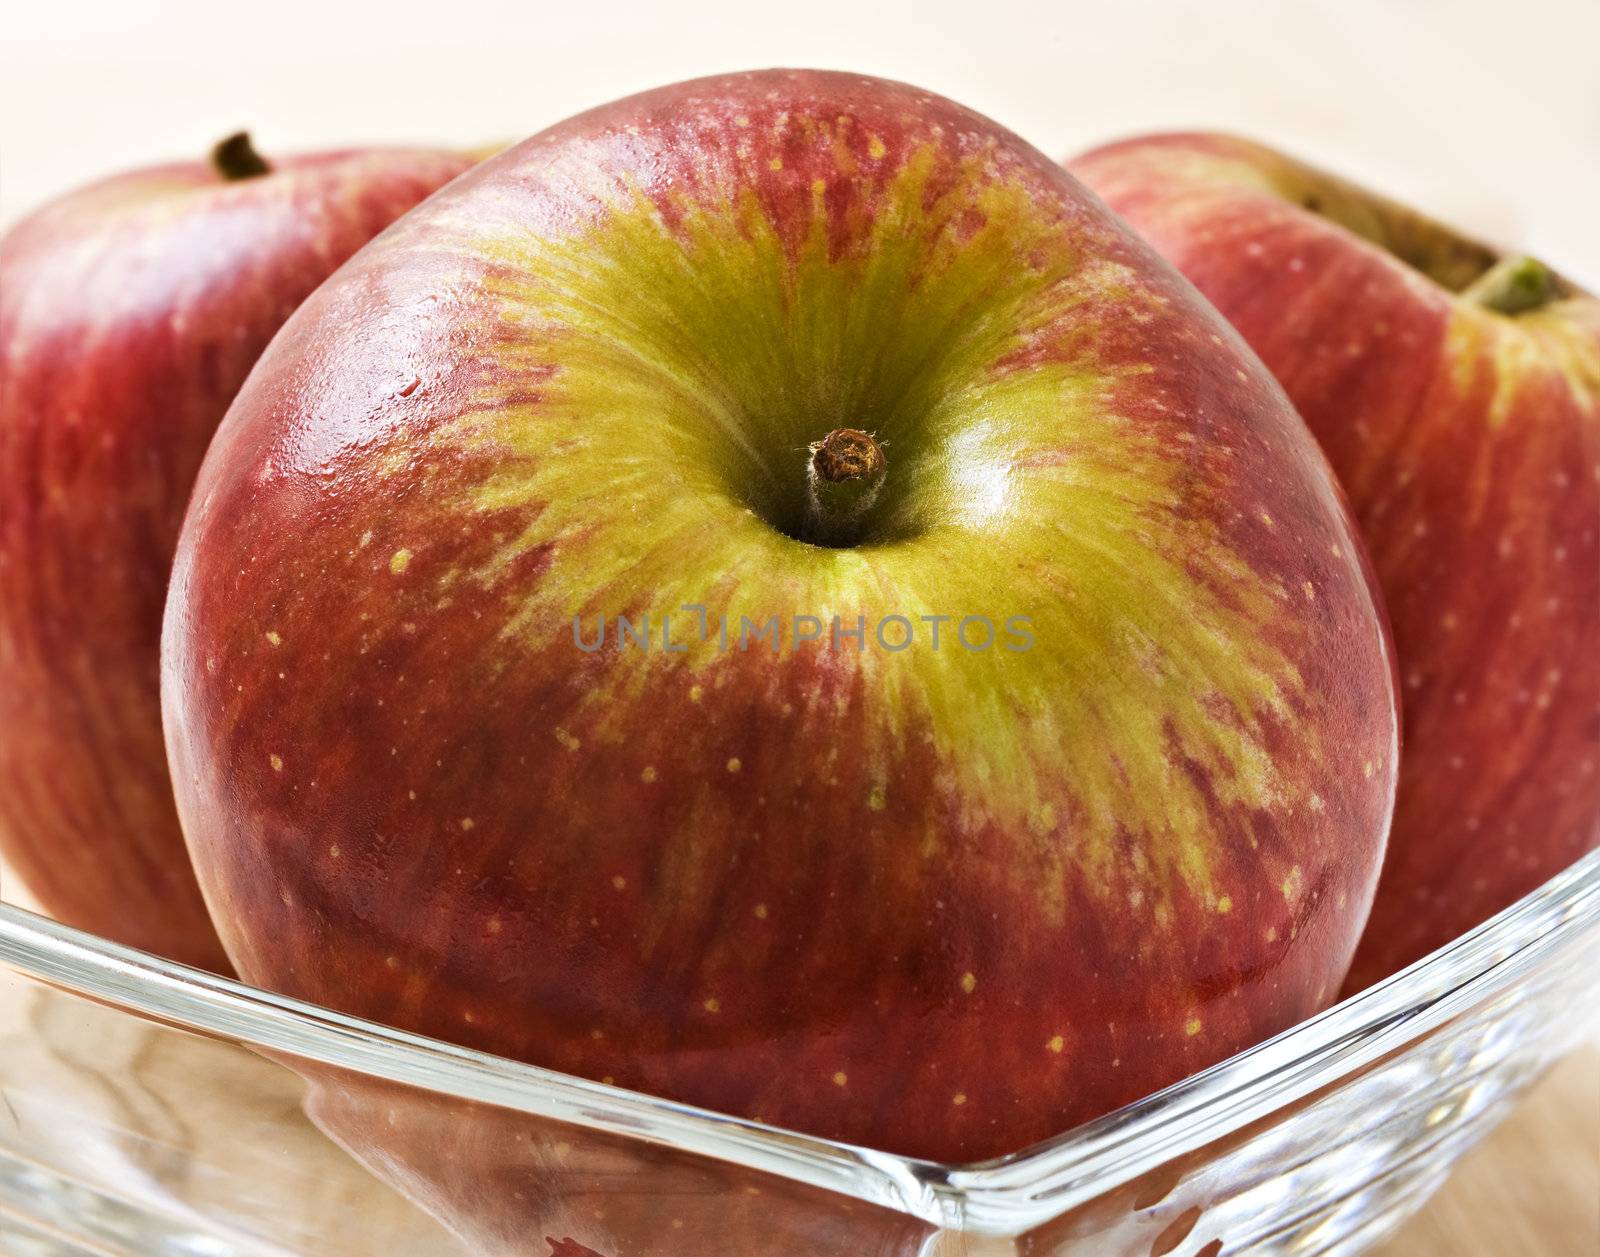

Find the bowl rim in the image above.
[{"left": 2, "top": 848, "right": 1596, "bottom": 1235}]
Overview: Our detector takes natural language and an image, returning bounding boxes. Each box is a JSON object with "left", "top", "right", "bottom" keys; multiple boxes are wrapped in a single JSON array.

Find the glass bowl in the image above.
[{"left": 1, "top": 848, "right": 1595, "bottom": 1257}]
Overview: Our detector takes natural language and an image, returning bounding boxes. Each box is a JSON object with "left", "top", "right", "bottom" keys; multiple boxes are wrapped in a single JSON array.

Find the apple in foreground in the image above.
[
  {"left": 1068, "top": 135, "right": 1600, "bottom": 986},
  {"left": 163, "top": 71, "right": 1397, "bottom": 1162},
  {"left": 0, "top": 136, "right": 474, "bottom": 970}
]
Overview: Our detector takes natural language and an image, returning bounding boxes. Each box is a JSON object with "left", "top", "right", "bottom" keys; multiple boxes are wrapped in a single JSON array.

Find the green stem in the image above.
[
  {"left": 211, "top": 131, "right": 272, "bottom": 181},
  {"left": 1462, "top": 254, "right": 1559, "bottom": 315},
  {"left": 804, "top": 429, "right": 887, "bottom": 546}
]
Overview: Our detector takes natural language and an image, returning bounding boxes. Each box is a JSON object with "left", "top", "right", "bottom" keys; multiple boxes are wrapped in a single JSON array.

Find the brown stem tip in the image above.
[
  {"left": 211, "top": 131, "right": 272, "bottom": 182},
  {"left": 811, "top": 428, "right": 887, "bottom": 485},
  {"left": 805, "top": 428, "right": 887, "bottom": 546}
]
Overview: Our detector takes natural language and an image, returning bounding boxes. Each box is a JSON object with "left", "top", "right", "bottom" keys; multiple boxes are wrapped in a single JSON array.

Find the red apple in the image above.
[
  {"left": 1068, "top": 134, "right": 1600, "bottom": 985},
  {"left": 163, "top": 72, "right": 1397, "bottom": 1162},
  {"left": 0, "top": 136, "right": 475, "bottom": 970}
]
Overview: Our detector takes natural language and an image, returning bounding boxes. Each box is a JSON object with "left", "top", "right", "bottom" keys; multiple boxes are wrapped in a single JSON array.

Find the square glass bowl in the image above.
[{"left": 1, "top": 847, "right": 1596, "bottom": 1257}]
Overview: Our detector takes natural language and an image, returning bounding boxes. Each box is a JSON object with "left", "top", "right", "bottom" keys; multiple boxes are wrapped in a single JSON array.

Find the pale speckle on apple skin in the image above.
[
  {"left": 1185, "top": 1017, "right": 1203, "bottom": 1037},
  {"left": 265, "top": 630, "right": 282, "bottom": 646},
  {"left": 960, "top": 971, "right": 977, "bottom": 994},
  {"left": 610, "top": 875, "right": 627, "bottom": 891},
  {"left": 1047, "top": 1034, "right": 1065, "bottom": 1053},
  {"left": 831, "top": 1071, "right": 848, "bottom": 1087},
  {"left": 268, "top": 753, "right": 284, "bottom": 772},
  {"left": 389, "top": 547, "right": 411, "bottom": 574}
]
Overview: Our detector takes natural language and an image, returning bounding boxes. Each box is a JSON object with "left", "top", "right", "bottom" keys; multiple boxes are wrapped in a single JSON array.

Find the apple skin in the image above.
[
  {"left": 163, "top": 71, "right": 1397, "bottom": 1163},
  {"left": 0, "top": 143, "right": 475, "bottom": 970},
  {"left": 1068, "top": 134, "right": 1600, "bottom": 986}
]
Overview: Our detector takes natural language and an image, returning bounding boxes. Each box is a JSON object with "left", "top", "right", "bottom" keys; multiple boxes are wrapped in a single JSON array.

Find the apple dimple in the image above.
[{"left": 1233, "top": 136, "right": 1582, "bottom": 315}]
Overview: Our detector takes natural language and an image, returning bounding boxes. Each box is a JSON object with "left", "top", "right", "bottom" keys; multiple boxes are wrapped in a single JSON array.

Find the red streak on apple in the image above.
[{"left": 0, "top": 143, "right": 474, "bottom": 969}]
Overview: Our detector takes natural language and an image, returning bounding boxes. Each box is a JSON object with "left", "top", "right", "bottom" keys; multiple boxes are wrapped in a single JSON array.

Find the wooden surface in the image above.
[{"left": 1372, "top": 1045, "right": 1600, "bottom": 1257}]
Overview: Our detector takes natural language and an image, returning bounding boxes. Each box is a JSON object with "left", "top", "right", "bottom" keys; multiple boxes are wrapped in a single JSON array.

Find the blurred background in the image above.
[
  {"left": 2, "top": 3, "right": 1595, "bottom": 1253},
  {"left": 2, "top": 0, "right": 1598, "bottom": 290}
]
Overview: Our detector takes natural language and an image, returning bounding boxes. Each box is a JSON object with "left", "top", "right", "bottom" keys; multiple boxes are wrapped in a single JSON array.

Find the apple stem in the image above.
[
  {"left": 211, "top": 131, "right": 272, "bottom": 182},
  {"left": 804, "top": 428, "right": 887, "bottom": 546},
  {"left": 1462, "top": 254, "right": 1559, "bottom": 316}
]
